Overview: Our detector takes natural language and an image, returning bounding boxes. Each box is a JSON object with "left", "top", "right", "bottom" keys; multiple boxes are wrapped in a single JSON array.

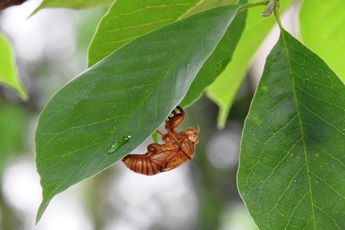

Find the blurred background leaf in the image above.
[
  {"left": 0, "top": 34, "right": 27, "bottom": 100},
  {"left": 0, "top": 104, "right": 29, "bottom": 175},
  {"left": 0, "top": 103, "right": 30, "bottom": 230},
  {"left": 299, "top": 0, "right": 345, "bottom": 82},
  {"left": 238, "top": 30, "right": 345, "bottom": 229}
]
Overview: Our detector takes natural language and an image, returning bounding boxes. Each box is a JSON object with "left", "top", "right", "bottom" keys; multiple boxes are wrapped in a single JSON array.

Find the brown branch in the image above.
[{"left": 0, "top": 0, "right": 28, "bottom": 10}]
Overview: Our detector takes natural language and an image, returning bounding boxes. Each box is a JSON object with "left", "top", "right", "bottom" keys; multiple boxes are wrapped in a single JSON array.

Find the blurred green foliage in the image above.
[{"left": 0, "top": 104, "right": 29, "bottom": 175}]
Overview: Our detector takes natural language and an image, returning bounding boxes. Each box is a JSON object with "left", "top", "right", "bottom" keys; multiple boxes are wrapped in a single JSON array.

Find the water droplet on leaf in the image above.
[{"left": 107, "top": 135, "right": 131, "bottom": 155}]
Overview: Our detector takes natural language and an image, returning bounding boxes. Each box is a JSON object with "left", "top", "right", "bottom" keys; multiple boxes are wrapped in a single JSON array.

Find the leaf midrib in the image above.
[{"left": 280, "top": 30, "right": 317, "bottom": 229}]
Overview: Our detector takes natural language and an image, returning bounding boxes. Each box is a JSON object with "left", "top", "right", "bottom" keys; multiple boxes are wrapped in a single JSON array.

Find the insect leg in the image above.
[
  {"left": 156, "top": 130, "right": 164, "bottom": 137},
  {"left": 165, "top": 129, "right": 191, "bottom": 160},
  {"left": 165, "top": 106, "right": 185, "bottom": 132},
  {"left": 164, "top": 106, "right": 192, "bottom": 159}
]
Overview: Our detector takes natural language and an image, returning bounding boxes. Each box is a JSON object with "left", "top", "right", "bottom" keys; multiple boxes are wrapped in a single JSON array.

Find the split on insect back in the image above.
[{"left": 122, "top": 106, "right": 199, "bottom": 176}]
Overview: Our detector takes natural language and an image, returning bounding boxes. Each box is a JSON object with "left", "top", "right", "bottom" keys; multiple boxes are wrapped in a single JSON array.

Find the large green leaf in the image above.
[
  {"left": 88, "top": 0, "right": 237, "bottom": 67},
  {"left": 35, "top": 4, "right": 244, "bottom": 222},
  {"left": 300, "top": 0, "right": 345, "bottom": 82},
  {"left": 238, "top": 30, "right": 345, "bottom": 229},
  {"left": 0, "top": 34, "right": 27, "bottom": 100},
  {"left": 207, "top": 0, "right": 293, "bottom": 128}
]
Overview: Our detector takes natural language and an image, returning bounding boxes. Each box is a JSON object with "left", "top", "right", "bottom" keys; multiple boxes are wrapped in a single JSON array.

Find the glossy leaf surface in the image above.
[
  {"left": 0, "top": 34, "right": 27, "bottom": 100},
  {"left": 35, "top": 5, "right": 243, "bottom": 222},
  {"left": 238, "top": 30, "right": 345, "bottom": 229}
]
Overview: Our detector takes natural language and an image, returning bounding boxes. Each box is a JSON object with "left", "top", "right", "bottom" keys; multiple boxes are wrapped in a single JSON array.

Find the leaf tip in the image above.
[
  {"left": 17, "top": 86, "right": 28, "bottom": 101},
  {"left": 35, "top": 199, "right": 50, "bottom": 224},
  {"left": 216, "top": 108, "right": 228, "bottom": 129}
]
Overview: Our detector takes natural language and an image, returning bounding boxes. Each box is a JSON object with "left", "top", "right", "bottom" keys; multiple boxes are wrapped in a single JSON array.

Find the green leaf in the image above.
[
  {"left": 207, "top": 0, "right": 293, "bottom": 128},
  {"left": 299, "top": 0, "right": 345, "bottom": 82},
  {"left": 0, "top": 34, "right": 27, "bottom": 100},
  {"left": 88, "top": 0, "right": 237, "bottom": 67},
  {"left": 32, "top": 0, "right": 113, "bottom": 14},
  {"left": 238, "top": 30, "right": 345, "bottom": 229},
  {"left": 180, "top": 10, "right": 246, "bottom": 107},
  {"left": 35, "top": 4, "right": 244, "bottom": 222}
]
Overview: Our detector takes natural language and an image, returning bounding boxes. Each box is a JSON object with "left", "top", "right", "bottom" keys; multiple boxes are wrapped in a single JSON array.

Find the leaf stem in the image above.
[
  {"left": 274, "top": 0, "right": 283, "bottom": 30},
  {"left": 238, "top": 0, "right": 270, "bottom": 13},
  {"left": 238, "top": 0, "right": 283, "bottom": 30}
]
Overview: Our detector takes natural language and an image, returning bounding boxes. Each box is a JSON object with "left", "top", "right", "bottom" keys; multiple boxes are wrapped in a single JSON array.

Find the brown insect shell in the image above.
[
  {"left": 178, "top": 128, "right": 199, "bottom": 158},
  {"left": 122, "top": 128, "right": 199, "bottom": 176},
  {"left": 122, "top": 106, "right": 199, "bottom": 176}
]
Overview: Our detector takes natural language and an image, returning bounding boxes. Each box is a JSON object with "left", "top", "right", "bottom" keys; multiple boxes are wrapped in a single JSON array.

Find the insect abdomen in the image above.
[{"left": 122, "top": 154, "right": 161, "bottom": 176}]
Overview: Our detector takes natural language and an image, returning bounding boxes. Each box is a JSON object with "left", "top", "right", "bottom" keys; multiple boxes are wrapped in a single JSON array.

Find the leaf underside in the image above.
[
  {"left": 238, "top": 30, "right": 345, "bottom": 229},
  {"left": 35, "top": 5, "right": 244, "bottom": 222},
  {"left": 89, "top": 0, "right": 245, "bottom": 108}
]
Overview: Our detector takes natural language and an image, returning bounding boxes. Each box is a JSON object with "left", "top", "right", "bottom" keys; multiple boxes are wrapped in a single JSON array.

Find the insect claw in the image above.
[{"left": 176, "top": 106, "right": 184, "bottom": 115}]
